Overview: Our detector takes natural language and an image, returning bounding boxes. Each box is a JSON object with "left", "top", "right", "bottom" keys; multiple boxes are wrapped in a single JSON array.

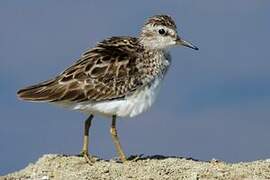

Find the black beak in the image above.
[{"left": 176, "top": 36, "right": 199, "bottom": 50}]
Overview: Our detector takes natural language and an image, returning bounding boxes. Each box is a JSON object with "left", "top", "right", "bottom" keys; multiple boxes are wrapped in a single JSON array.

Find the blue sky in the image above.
[{"left": 1, "top": 0, "right": 270, "bottom": 175}]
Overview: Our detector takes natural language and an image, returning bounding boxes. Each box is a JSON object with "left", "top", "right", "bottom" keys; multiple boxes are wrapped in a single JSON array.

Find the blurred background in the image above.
[{"left": 1, "top": 0, "right": 270, "bottom": 175}]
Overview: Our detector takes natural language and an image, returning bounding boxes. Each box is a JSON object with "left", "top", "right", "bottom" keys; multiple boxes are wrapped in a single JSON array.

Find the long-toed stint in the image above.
[{"left": 17, "top": 15, "right": 198, "bottom": 163}]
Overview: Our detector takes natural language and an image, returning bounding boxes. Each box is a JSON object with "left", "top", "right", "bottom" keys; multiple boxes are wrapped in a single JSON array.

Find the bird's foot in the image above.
[
  {"left": 127, "top": 154, "right": 144, "bottom": 162},
  {"left": 80, "top": 150, "right": 96, "bottom": 164}
]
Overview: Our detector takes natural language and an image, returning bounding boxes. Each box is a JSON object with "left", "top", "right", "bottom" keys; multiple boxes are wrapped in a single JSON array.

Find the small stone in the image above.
[{"left": 41, "top": 175, "right": 50, "bottom": 180}]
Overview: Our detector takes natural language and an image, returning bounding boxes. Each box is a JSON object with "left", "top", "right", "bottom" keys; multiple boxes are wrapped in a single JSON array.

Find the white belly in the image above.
[{"left": 71, "top": 77, "right": 163, "bottom": 118}]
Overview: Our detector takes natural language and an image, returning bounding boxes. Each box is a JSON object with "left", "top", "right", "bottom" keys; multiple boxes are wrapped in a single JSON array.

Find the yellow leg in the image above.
[
  {"left": 81, "top": 114, "right": 95, "bottom": 164},
  {"left": 110, "top": 115, "right": 127, "bottom": 162}
]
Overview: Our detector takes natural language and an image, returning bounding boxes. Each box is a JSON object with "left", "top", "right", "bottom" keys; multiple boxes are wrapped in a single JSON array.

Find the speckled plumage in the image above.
[
  {"left": 144, "top": 15, "right": 177, "bottom": 30},
  {"left": 18, "top": 36, "right": 167, "bottom": 103},
  {"left": 17, "top": 14, "right": 199, "bottom": 117}
]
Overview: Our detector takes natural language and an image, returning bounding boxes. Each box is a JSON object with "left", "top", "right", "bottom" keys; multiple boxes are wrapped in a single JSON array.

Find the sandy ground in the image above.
[{"left": 2, "top": 154, "right": 270, "bottom": 180}]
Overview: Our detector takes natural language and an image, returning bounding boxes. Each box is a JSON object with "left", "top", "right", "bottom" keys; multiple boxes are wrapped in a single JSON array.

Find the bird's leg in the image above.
[
  {"left": 110, "top": 115, "right": 127, "bottom": 162},
  {"left": 80, "top": 114, "right": 95, "bottom": 164}
]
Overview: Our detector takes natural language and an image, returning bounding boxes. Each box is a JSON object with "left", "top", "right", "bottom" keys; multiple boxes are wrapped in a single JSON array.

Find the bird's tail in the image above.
[{"left": 17, "top": 79, "right": 63, "bottom": 102}]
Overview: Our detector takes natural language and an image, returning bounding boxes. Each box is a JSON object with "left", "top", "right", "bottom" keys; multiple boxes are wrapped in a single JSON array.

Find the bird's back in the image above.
[{"left": 17, "top": 36, "right": 169, "bottom": 105}]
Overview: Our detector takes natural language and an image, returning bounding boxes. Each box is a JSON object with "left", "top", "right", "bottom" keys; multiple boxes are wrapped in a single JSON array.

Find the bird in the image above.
[{"left": 17, "top": 14, "right": 198, "bottom": 163}]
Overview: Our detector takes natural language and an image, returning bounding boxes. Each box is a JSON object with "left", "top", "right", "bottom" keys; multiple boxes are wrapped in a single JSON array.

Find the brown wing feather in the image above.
[
  {"left": 17, "top": 36, "right": 152, "bottom": 103},
  {"left": 17, "top": 78, "right": 64, "bottom": 102}
]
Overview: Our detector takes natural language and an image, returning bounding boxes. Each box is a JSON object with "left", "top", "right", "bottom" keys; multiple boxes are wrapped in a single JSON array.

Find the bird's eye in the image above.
[{"left": 158, "top": 29, "right": 166, "bottom": 35}]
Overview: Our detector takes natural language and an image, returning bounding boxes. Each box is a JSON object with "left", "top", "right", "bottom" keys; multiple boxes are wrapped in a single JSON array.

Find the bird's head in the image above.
[{"left": 139, "top": 15, "right": 198, "bottom": 50}]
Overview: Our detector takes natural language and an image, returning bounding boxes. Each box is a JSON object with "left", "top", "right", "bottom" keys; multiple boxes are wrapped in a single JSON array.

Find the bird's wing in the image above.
[{"left": 17, "top": 37, "right": 152, "bottom": 102}]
